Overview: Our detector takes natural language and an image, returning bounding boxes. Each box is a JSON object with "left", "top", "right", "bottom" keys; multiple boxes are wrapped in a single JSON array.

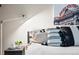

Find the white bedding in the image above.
[{"left": 25, "top": 43, "right": 79, "bottom": 55}]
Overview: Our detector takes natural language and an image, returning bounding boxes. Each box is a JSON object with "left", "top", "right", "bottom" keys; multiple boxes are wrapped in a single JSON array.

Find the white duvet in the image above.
[{"left": 25, "top": 43, "right": 79, "bottom": 55}]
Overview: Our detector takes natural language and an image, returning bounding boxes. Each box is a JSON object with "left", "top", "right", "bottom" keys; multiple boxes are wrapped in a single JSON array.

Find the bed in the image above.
[{"left": 26, "top": 28, "right": 79, "bottom": 55}]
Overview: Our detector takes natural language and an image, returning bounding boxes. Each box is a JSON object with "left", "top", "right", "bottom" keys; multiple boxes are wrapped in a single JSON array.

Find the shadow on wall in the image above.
[
  {"left": 0, "top": 26, "right": 1, "bottom": 55},
  {"left": 2, "top": 5, "right": 50, "bottom": 55}
]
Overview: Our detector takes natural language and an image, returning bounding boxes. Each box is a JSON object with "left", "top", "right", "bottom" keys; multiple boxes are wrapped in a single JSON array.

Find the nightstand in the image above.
[{"left": 4, "top": 47, "right": 25, "bottom": 55}]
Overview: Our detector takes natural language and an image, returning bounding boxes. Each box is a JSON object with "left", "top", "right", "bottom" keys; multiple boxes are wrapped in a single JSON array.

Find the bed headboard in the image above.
[
  {"left": 27, "top": 32, "right": 30, "bottom": 44},
  {"left": 27, "top": 31, "right": 33, "bottom": 44}
]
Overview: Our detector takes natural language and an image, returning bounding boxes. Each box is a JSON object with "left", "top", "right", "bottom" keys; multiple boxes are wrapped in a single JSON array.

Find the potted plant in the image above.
[{"left": 15, "top": 40, "right": 23, "bottom": 48}]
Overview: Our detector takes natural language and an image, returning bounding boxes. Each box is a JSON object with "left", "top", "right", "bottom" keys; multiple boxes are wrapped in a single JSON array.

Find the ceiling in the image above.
[{"left": 0, "top": 4, "right": 52, "bottom": 21}]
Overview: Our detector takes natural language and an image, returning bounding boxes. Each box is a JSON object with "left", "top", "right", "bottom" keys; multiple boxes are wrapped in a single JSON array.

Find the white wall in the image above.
[{"left": 1, "top": 4, "right": 53, "bottom": 54}]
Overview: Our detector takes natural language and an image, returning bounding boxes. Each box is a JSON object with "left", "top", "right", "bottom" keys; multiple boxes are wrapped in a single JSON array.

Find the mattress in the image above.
[{"left": 25, "top": 43, "right": 79, "bottom": 55}]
